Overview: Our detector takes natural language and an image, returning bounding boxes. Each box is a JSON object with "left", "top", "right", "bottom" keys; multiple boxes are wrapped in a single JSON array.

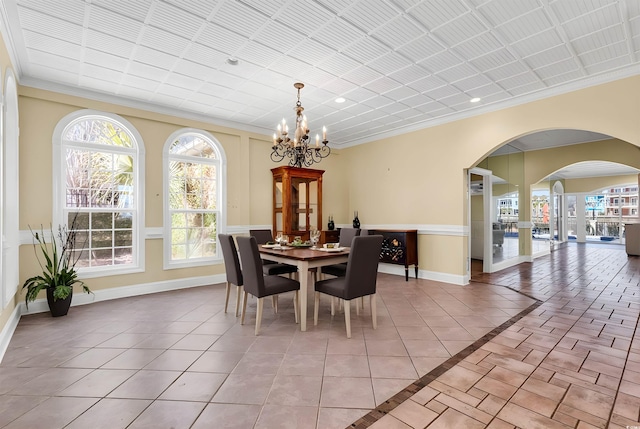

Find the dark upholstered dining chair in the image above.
[
  {"left": 236, "top": 236, "right": 300, "bottom": 335},
  {"left": 218, "top": 234, "right": 243, "bottom": 316},
  {"left": 249, "top": 229, "right": 298, "bottom": 277},
  {"left": 313, "top": 234, "right": 383, "bottom": 338},
  {"left": 320, "top": 228, "right": 360, "bottom": 278},
  {"left": 249, "top": 229, "right": 298, "bottom": 313},
  {"left": 249, "top": 229, "right": 274, "bottom": 245}
]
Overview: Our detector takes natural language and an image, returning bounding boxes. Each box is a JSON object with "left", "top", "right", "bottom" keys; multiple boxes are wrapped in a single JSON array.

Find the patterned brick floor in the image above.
[{"left": 354, "top": 243, "right": 640, "bottom": 428}]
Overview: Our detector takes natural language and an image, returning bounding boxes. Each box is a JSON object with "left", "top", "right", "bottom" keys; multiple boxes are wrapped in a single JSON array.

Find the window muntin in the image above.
[
  {"left": 59, "top": 114, "right": 140, "bottom": 272},
  {"left": 165, "top": 131, "right": 223, "bottom": 267}
]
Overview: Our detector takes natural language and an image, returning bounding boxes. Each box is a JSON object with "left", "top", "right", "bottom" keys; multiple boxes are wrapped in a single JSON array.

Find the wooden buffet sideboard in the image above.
[{"left": 369, "top": 229, "right": 418, "bottom": 281}]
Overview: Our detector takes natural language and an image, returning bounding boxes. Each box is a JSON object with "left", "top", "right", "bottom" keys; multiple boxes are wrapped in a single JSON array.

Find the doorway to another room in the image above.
[{"left": 467, "top": 130, "right": 640, "bottom": 279}]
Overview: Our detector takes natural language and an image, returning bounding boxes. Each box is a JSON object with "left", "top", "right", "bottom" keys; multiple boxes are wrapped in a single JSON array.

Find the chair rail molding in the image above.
[{"left": 362, "top": 224, "right": 467, "bottom": 236}]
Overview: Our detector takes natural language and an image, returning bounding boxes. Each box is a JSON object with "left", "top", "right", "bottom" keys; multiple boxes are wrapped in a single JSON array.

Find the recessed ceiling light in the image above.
[
  {"left": 335, "top": 97, "right": 346, "bottom": 103},
  {"left": 226, "top": 57, "right": 239, "bottom": 66},
  {"left": 470, "top": 97, "right": 481, "bottom": 103}
]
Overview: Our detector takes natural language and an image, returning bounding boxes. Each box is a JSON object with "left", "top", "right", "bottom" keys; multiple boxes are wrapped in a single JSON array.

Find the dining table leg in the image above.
[{"left": 298, "top": 260, "right": 310, "bottom": 331}]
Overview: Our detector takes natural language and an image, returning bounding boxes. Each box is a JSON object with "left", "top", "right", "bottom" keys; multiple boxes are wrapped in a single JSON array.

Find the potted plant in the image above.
[{"left": 22, "top": 214, "right": 92, "bottom": 316}]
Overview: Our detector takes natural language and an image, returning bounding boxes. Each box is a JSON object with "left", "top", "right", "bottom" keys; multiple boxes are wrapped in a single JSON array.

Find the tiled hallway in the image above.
[{"left": 0, "top": 243, "right": 638, "bottom": 428}]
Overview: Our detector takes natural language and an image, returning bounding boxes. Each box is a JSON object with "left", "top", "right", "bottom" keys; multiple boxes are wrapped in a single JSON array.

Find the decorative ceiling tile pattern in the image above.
[{"left": 3, "top": 0, "right": 640, "bottom": 146}]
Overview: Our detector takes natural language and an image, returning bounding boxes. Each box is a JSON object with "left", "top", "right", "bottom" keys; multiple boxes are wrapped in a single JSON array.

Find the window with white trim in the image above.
[
  {"left": 55, "top": 111, "right": 144, "bottom": 275},
  {"left": 164, "top": 129, "right": 225, "bottom": 268}
]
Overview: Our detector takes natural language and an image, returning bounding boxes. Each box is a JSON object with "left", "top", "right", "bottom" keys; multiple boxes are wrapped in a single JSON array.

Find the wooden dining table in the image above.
[{"left": 258, "top": 245, "right": 349, "bottom": 331}]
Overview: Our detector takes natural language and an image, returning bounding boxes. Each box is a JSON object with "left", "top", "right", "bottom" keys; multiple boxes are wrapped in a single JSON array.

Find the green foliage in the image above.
[{"left": 22, "top": 215, "right": 92, "bottom": 309}]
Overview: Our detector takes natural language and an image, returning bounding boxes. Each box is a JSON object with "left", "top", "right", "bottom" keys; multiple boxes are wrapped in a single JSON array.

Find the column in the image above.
[{"left": 576, "top": 193, "right": 586, "bottom": 243}]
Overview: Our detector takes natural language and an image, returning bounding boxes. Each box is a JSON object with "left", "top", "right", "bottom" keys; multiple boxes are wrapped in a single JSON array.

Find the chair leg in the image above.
[
  {"left": 255, "top": 298, "right": 264, "bottom": 335},
  {"left": 370, "top": 294, "right": 377, "bottom": 330},
  {"left": 293, "top": 291, "right": 299, "bottom": 324},
  {"left": 240, "top": 291, "right": 249, "bottom": 325},
  {"left": 330, "top": 297, "right": 335, "bottom": 316},
  {"left": 272, "top": 295, "right": 278, "bottom": 314},
  {"left": 361, "top": 296, "right": 365, "bottom": 310},
  {"left": 356, "top": 298, "right": 360, "bottom": 316},
  {"left": 224, "top": 281, "right": 231, "bottom": 313},
  {"left": 314, "top": 292, "right": 320, "bottom": 325},
  {"left": 235, "top": 285, "right": 243, "bottom": 317},
  {"left": 344, "top": 299, "right": 351, "bottom": 338}
]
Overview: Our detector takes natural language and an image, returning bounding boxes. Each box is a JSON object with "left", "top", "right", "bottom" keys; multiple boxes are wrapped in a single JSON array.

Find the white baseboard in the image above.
[
  {"left": 20, "top": 273, "right": 227, "bottom": 316},
  {"left": 421, "top": 269, "right": 469, "bottom": 285},
  {"left": 377, "top": 263, "right": 468, "bottom": 285},
  {"left": 0, "top": 306, "right": 21, "bottom": 363}
]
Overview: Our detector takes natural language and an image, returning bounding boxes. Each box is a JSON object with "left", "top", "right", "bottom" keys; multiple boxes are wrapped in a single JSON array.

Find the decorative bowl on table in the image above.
[{"left": 290, "top": 240, "right": 313, "bottom": 248}]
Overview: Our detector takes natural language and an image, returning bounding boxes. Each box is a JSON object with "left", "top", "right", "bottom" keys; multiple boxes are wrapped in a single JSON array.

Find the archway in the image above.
[{"left": 469, "top": 130, "right": 640, "bottom": 276}]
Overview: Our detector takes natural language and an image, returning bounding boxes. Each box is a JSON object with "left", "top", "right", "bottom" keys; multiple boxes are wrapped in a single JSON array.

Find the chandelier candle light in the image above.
[{"left": 271, "top": 82, "right": 331, "bottom": 168}]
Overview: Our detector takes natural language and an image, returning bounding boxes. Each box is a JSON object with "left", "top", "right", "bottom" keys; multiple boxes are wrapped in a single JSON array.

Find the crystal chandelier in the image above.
[{"left": 271, "top": 82, "right": 330, "bottom": 168}]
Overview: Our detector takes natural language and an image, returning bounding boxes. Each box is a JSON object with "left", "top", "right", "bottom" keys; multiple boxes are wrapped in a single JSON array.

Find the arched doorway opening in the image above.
[{"left": 469, "top": 130, "right": 640, "bottom": 276}]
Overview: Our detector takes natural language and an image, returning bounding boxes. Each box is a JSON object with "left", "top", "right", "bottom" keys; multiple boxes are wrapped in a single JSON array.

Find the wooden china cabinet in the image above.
[{"left": 271, "top": 166, "right": 323, "bottom": 239}]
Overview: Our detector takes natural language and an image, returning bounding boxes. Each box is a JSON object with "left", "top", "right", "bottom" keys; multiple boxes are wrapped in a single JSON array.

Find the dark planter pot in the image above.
[{"left": 46, "top": 288, "right": 72, "bottom": 317}]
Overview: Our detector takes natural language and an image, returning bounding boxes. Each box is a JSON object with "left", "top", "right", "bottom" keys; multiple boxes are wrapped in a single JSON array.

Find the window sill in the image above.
[{"left": 78, "top": 265, "right": 145, "bottom": 279}]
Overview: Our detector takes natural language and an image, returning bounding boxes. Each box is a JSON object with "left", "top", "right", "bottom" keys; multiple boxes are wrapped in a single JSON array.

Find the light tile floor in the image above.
[{"left": 0, "top": 243, "right": 637, "bottom": 428}]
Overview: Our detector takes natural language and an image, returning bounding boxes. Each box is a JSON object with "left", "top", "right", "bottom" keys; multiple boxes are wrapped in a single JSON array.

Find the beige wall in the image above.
[{"left": 524, "top": 139, "right": 640, "bottom": 186}]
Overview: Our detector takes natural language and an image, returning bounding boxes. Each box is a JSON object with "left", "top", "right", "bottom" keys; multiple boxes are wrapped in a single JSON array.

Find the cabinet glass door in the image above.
[
  {"left": 271, "top": 166, "right": 323, "bottom": 237},
  {"left": 308, "top": 180, "right": 318, "bottom": 231},
  {"left": 274, "top": 179, "right": 283, "bottom": 233}
]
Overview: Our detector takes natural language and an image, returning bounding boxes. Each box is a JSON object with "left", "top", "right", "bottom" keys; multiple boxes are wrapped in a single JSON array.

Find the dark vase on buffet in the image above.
[
  {"left": 353, "top": 211, "right": 360, "bottom": 229},
  {"left": 328, "top": 216, "right": 335, "bottom": 230}
]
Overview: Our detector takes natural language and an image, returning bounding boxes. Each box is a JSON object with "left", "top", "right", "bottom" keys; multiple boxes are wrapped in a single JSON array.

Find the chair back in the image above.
[
  {"left": 249, "top": 229, "right": 274, "bottom": 245},
  {"left": 338, "top": 228, "right": 360, "bottom": 247},
  {"left": 219, "top": 234, "right": 242, "bottom": 286},
  {"left": 236, "top": 236, "right": 266, "bottom": 298},
  {"left": 344, "top": 235, "right": 383, "bottom": 300}
]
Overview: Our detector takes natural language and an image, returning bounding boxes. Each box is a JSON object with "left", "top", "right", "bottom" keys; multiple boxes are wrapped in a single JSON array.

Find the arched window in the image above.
[
  {"left": 164, "top": 129, "right": 226, "bottom": 268},
  {"left": 54, "top": 110, "right": 145, "bottom": 276}
]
